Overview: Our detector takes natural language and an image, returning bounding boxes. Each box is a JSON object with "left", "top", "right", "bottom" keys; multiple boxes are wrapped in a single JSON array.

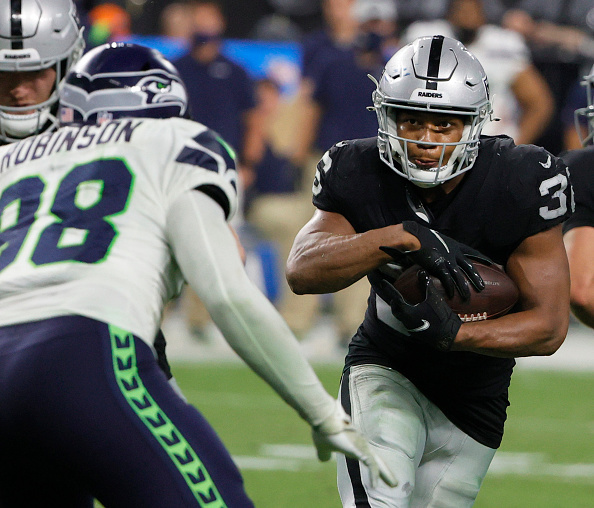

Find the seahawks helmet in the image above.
[
  {"left": 372, "top": 36, "right": 493, "bottom": 187},
  {"left": 59, "top": 42, "right": 189, "bottom": 125},
  {"left": 0, "top": 0, "right": 84, "bottom": 143},
  {"left": 574, "top": 64, "right": 594, "bottom": 146}
]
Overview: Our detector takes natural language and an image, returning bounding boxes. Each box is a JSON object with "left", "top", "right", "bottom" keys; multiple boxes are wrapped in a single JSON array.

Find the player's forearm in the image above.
[
  {"left": 208, "top": 285, "right": 337, "bottom": 426},
  {"left": 167, "top": 190, "right": 337, "bottom": 427},
  {"left": 286, "top": 226, "right": 415, "bottom": 294},
  {"left": 451, "top": 309, "right": 569, "bottom": 358}
]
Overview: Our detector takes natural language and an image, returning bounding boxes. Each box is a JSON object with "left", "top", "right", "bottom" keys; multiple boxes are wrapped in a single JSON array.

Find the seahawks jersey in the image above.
[
  {"left": 313, "top": 135, "right": 573, "bottom": 448},
  {"left": 560, "top": 146, "right": 594, "bottom": 231},
  {"left": 0, "top": 117, "right": 237, "bottom": 346}
]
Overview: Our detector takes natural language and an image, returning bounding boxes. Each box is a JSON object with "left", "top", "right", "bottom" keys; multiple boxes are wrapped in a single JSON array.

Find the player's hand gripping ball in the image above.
[{"left": 393, "top": 261, "right": 519, "bottom": 322}]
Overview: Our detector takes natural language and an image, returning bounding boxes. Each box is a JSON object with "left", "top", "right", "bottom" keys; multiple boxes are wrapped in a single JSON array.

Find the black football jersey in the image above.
[
  {"left": 313, "top": 135, "right": 573, "bottom": 448},
  {"left": 560, "top": 146, "right": 594, "bottom": 231}
]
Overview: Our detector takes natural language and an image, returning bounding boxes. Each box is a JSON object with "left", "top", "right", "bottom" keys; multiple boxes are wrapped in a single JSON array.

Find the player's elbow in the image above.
[
  {"left": 286, "top": 271, "right": 306, "bottom": 295},
  {"left": 535, "top": 319, "right": 569, "bottom": 356},
  {"left": 286, "top": 259, "right": 311, "bottom": 295}
]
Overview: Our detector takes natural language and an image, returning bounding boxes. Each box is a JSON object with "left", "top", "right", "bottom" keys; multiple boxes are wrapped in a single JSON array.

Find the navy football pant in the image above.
[{"left": 0, "top": 315, "right": 254, "bottom": 507}]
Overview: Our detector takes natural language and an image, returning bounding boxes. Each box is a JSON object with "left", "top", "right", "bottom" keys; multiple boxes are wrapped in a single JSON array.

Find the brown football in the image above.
[{"left": 393, "top": 262, "right": 520, "bottom": 322}]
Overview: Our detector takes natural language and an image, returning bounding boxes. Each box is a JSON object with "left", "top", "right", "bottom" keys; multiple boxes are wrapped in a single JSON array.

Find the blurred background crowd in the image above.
[{"left": 74, "top": 0, "right": 594, "bottom": 353}]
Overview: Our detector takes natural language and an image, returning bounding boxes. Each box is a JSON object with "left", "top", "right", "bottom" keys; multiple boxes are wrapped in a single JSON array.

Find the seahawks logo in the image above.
[
  {"left": 136, "top": 75, "right": 187, "bottom": 109},
  {"left": 60, "top": 70, "right": 188, "bottom": 121}
]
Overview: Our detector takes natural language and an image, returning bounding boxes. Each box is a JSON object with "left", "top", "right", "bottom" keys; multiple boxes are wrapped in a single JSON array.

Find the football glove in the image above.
[
  {"left": 380, "top": 272, "right": 462, "bottom": 352},
  {"left": 381, "top": 221, "right": 492, "bottom": 300},
  {"left": 312, "top": 400, "right": 398, "bottom": 488}
]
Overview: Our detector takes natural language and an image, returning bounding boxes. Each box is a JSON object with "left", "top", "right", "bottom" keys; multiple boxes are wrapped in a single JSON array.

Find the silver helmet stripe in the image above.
[{"left": 10, "top": 0, "right": 23, "bottom": 49}]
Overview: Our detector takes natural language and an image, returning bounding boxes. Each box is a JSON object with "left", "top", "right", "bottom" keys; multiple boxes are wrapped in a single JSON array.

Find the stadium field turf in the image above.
[{"left": 166, "top": 362, "right": 594, "bottom": 508}]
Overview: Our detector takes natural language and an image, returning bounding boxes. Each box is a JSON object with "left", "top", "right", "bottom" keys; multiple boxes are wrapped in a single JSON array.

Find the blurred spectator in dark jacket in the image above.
[{"left": 173, "top": 0, "right": 260, "bottom": 193}]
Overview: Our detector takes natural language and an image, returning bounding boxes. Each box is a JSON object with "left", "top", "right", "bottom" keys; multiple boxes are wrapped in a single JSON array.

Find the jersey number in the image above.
[
  {"left": 0, "top": 158, "right": 133, "bottom": 271},
  {"left": 539, "top": 173, "right": 569, "bottom": 220}
]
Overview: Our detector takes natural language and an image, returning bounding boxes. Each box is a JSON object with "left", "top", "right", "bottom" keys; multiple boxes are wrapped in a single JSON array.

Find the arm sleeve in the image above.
[{"left": 165, "top": 189, "right": 336, "bottom": 427}]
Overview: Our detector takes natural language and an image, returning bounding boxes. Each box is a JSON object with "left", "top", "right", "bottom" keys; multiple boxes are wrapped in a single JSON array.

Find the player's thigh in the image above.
[
  {"left": 88, "top": 321, "right": 254, "bottom": 507},
  {"left": 0, "top": 316, "right": 253, "bottom": 508},
  {"left": 338, "top": 364, "right": 427, "bottom": 507},
  {"left": 411, "top": 407, "right": 496, "bottom": 508}
]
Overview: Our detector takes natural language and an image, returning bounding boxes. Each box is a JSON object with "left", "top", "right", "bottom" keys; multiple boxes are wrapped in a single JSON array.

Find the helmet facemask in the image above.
[
  {"left": 372, "top": 36, "right": 493, "bottom": 187},
  {"left": 0, "top": 0, "right": 84, "bottom": 142},
  {"left": 375, "top": 93, "right": 490, "bottom": 187},
  {"left": 574, "top": 65, "right": 594, "bottom": 146}
]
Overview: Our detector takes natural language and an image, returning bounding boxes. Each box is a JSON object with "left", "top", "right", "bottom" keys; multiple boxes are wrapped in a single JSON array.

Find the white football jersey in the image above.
[
  {"left": 402, "top": 21, "right": 531, "bottom": 141},
  {"left": 0, "top": 117, "right": 238, "bottom": 343}
]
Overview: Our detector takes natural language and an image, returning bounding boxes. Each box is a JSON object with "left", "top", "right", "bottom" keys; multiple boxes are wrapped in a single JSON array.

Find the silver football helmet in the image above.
[
  {"left": 372, "top": 36, "right": 493, "bottom": 187},
  {"left": 0, "top": 0, "right": 84, "bottom": 143},
  {"left": 574, "top": 64, "right": 594, "bottom": 146}
]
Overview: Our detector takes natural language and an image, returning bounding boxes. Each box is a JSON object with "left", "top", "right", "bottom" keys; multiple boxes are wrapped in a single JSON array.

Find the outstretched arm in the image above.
[{"left": 165, "top": 189, "right": 397, "bottom": 486}]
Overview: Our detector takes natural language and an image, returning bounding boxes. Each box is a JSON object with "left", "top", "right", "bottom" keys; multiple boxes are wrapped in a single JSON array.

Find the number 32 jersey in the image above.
[
  {"left": 313, "top": 134, "right": 574, "bottom": 449},
  {"left": 0, "top": 117, "right": 238, "bottom": 345}
]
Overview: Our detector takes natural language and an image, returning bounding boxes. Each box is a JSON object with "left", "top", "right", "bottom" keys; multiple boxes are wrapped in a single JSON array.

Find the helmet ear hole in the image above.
[{"left": 373, "top": 36, "right": 492, "bottom": 186}]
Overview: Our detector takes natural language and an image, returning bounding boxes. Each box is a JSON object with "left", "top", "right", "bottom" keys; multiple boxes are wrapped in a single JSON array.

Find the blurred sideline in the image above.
[{"left": 162, "top": 309, "right": 593, "bottom": 370}]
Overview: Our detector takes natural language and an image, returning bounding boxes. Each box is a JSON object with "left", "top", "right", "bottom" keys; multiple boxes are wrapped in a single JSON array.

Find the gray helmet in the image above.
[
  {"left": 0, "top": 0, "right": 84, "bottom": 142},
  {"left": 372, "top": 35, "right": 493, "bottom": 187},
  {"left": 574, "top": 63, "right": 594, "bottom": 146}
]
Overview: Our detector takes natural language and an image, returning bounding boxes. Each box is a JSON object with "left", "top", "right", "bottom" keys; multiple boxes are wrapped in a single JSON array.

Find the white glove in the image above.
[{"left": 311, "top": 400, "right": 398, "bottom": 488}]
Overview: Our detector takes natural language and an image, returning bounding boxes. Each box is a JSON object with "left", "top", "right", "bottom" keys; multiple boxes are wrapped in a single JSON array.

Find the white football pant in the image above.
[{"left": 337, "top": 364, "right": 496, "bottom": 507}]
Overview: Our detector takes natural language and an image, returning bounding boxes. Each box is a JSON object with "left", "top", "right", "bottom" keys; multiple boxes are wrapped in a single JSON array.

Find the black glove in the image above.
[
  {"left": 380, "top": 272, "right": 462, "bottom": 352},
  {"left": 380, "top": 221, "right": 492, "bottom": 300}
]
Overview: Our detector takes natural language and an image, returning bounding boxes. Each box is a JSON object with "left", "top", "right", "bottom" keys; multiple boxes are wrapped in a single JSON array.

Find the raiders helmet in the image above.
[
  {"left": 0, "top": 0, "right": 84, "bottom": 143},
  {"left": 372, "top": 35, "right": 493, "bottom": 187},
  {"left": 59, "top": 42, "right": 189, "bottom": 125}
]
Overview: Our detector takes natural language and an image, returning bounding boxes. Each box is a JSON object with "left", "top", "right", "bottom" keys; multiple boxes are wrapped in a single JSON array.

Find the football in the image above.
[{"left": 393, "top": 262, "right": 520, "bottom": 322}]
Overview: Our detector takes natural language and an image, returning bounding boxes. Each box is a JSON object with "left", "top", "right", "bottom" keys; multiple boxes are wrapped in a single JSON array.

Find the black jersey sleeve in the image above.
[
  {"left": 495, "top": 143, "right": 574, "bottom": 244},
  {"left": 311, "top": 138, "right": 382, "bottom": 223},
  {"left": 312, "top": 141, "right": 348, "bottom": 214}
]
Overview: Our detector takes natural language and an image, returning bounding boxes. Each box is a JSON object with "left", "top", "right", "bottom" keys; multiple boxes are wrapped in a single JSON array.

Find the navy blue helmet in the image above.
[{"left": 59, "top": 42, "right": 188, "bottom": 125}]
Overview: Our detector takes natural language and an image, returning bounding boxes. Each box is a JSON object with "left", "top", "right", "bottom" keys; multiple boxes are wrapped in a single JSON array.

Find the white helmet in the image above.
[
  {"left": 0, "top": 0, "right": 84, "bottom": 143},
  {"left": 372, "top": 35, "right": 493, "bottom": 187}
]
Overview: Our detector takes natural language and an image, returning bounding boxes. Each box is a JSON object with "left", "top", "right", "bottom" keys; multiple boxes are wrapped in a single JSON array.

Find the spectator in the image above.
[
  {"left": 242, "top": 78, "right": 319, "bottom": 337},
  {"left": 172, "top": 0, "right": 263, "bottom": 340},
  {"left": 402, "top": 0, "right": 555, "bottom": 146},
  {"left": 160, "top": 2, "right": 196, "bottom": 40},
  {"left": 294, "top": 0, "right": 398, "bottom": 168},
  {"left": 286, "top": 0, "right": 399, "bottom": 347},
  {"left": 173, "top": 0, "right": 260, "bottom": 183}
]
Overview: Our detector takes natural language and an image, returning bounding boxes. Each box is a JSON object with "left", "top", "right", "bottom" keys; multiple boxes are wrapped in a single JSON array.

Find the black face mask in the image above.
[
  {"left": 192, "top": 32, "right": 221, "bottom": 47},
  {"left": 354, "top": 31, "right": 384, "bottom": 53},
  {"left": 453, "top": 27, "right": 478, "bottom": 46}
]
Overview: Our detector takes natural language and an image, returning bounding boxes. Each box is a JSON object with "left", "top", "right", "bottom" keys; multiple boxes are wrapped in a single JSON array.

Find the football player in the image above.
[
  {"left": 559, "top": 65, "right": 594, "bottom": 329},
  {"left": 0, "top": 0, "right": 195, "bottom": 391},
  {"left": 0, "top": 42, "right": 396, "bottom": 507},
  {"left": 0, "top": 0, "right": 84, "bottom": 146},
  {"left": 286, "top": 36, "right": 573, "bottom": 506}
]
